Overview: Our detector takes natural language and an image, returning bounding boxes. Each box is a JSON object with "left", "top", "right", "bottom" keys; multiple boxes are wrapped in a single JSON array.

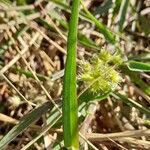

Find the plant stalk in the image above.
[{"left": 62, "top": 0, "right": 80, "bottom": 149}]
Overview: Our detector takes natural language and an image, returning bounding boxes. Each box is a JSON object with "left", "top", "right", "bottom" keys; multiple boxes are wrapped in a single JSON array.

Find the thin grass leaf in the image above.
[
  {"left": 0, "top": 102, "right": 52, "bottom": 150},
  {"left": 51, "top": 0, "right": 69, "bottom": 11},
  {"left": 78, "top": 90, "right": 110, "bottom": 103},
  {"left": 94, "top": 0, "right": 113, "bottom": 15},
  {"left": 51, "top": 0, "right": 115, "bottom": 44},
  {"left": 121, "top": 65, "right": 150, "bottom": 95},
  {"left": 118, "top": 0, "right": 129, "bottom": 32},
  {"left": 77, "top": 32, "right": 100, "bottom": 51},
  {"left": 14, "top": 67, "right": 49, "bottom": 81},
  {"left": 112, "top": 93, "right": 150, "bottom": 116},
  {"left": 1, "top": 63, "right": 63, "bottom": 82},
  {"left": 51, "top": 0, "right": 92, "bottom": 22},
  {"left": 62, "top": 0, "right": 80, "bottom": 149},
  {"left": 113, "top": 0, "right": 121, "bottom": 16},
  {"left": 21, "top": 108, "right": 62, "bottom": 150},
  {"left": 80, "top": 0, "right": 115, "bottom": 44},
  {"left": 128, "top": 61, "right": 150, "bottom": 72},
  {"left": 128, "top": 53, "right": 150, "bottom": 61}
]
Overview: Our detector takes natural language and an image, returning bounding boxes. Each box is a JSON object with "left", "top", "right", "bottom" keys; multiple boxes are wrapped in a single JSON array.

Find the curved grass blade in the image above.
[
  {"left": 0, "top": 102, "right": 52, "bottom": 150},
  {"left": 52, "top": 0, "right": 116, "bottom": 44},
  {"left": 62, "top": 0, "right": 80, "bottom": 149},
  {"left": 128, "top": 61, "right": 150, "bottom": 72},
  {"left": 80, "top": 0, "right": 115, "bottom": 44}
]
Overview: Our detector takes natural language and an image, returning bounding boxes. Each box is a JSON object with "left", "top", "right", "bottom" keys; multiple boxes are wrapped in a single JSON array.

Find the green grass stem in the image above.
[{"left": 62, "top": 0, "right": 80, "bottom": 149}]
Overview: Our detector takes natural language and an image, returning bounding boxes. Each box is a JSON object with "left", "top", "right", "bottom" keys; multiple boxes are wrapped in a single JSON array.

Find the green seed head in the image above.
[
  {"left": 111, "top": 55, "right": 123, "bottom": 65},
  {"left": 79, "top": 50, "right": 122, "bottom": 94},
  {"left": 98, "top": 49, "right": 111, "bottom": 63}
]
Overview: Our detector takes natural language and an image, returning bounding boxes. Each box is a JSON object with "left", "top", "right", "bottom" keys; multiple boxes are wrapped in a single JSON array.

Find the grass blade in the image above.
[
  {"left": 118, "top": 0, "right": 129, "bottom": 32},
  {"left": 77, "top": 32, "right": 100, "bottom": 51},
  {"left": 128, "top": 53, "right": 150, "bottom": 61},
  {"left": 94, "top": 0, "right": 113, "bottom": 15},
  {"left": 52, "top": 0, "right": 116, "bottom": 44},
  {"left": 112, "top": 93, "right": 150, "bottom": 116},
  {"left": 62, "top": 0, "right": 80, "bottom": 149},
  {"left": 78, "top": 90, "right": 110, "bottom": 103},
  {"left": 113, "top": 0, "right": 121, "bottom": 16},
  {"left": 128, "top": 61, "right": 150, "bottom": 72},
  {"left": 20, "top": 108, "right": 61, "bottom": 150},
  {"left": 0, "top": 102, "right": 52, "bottom": 149},
  {"left": 80, "top": 0, "right": 115, "bottom": 44},
  {"left": 121, "top": 65, "right": 150, "bottom": 95}
]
